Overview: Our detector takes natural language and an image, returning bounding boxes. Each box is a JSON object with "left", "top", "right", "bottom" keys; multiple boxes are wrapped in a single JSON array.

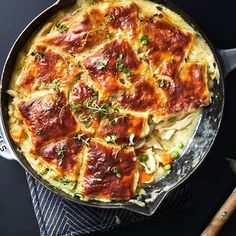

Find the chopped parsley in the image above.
[
  {"left": 56, "top": 147, "right": 65, "bottom": 166},
  {"left": 57, "top": 24, "right": 69, "bottom": 33},
  {"left": 140, "top": 35, "right": 149, "bottom": 45},
  {"left": 116, "top": 63, "right": 133, "bottom": 78},
  {"left": 124, "top": 68, "right": 133, "bottom": 77},
  {"left": 112, "top": 167, "right": 121, "bottom": 179},
  {"left": 96, "top": 59, "right": 108, "bottom": 70},
  {"left": 116, "top": 63, "right": 125, "bottom": 71},
  {"left": 104, "top": 135, "right": 117, "bottom": 144}
]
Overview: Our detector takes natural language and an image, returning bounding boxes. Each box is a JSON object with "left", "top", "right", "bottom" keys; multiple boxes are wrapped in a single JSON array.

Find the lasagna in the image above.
[{"left": 8, "top": 0, "right": 218, "bottom": 201}]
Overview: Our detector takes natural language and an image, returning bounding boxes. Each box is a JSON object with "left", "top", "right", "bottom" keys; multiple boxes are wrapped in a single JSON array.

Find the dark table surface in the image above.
[{"left": 0, "top": 0, "right": 236, "bottom": 235}]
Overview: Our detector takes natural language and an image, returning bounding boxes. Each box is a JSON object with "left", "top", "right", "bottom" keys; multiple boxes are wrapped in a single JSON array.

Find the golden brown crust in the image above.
[
  {"left": 18, "top": 92, "right": 77, "bottom": 149},
  {"left": 79, "top": 141, "right": 137, "bottom": 200}
]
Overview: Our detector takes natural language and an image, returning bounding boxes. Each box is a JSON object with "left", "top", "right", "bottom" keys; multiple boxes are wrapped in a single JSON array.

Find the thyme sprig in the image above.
[{"left": 73, "top": 133, "right": 91, "bottom": 146}]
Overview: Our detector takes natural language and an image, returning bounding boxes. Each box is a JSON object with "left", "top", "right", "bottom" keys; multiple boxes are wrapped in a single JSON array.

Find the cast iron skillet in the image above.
[{"left": 0, "top": 0, "right": 236, "bottom": 216}]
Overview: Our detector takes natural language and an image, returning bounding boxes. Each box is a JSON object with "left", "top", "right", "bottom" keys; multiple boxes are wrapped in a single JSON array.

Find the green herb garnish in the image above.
[
  {"left": 57, "top": 24, "right": 69, "bottom": 33},
  {"left": 116, "top": 63, "right": 125, "bottom": 71},
  {"left": 112, "top": 167, "right": 121, "bottom": 179},
  {"left": 36, "top": 126, "right": 44, "bottom": 136},
  {"left": 113, "top": 105, "right": 121, "bottom": 113},
  {"left": 117, "top": 54, "right": 123, "bottom": 62},
  {"left": 139, "top": 154, "right": 149, "bottom": 162},
  {"left": 116, "top": 63, "right": 133, "bottom": 78},
  {"left": 35, "top": 51, "right": 45, "bottom": 62},
  {"left": 104, "top": 135, "right": 117, "bottom": 144},
  {"left": 123, "top": 68, "right": 133, "bottom": 77},
  {"left": 69, "top": 102, "right": 81, "bottom": 113},
  {"left": 51, "top": 79, "right": 61, "bottom": 92},
  {"left": 115, "top": 144, "right": 127, "bottom": 158},
  {"left": 140, "top": 35, "right": 149, "bottom": 45},
  {"left": 74, "top": 133, "right": 91, "bottom": 146},
  {"left": 156, "top": 6, "right": 163, "bottom": 11},
  {"left": 74, "top": 192, "right": 84, "bottom": 199},
  {"left": 56, "top": 147, "right": 65, "bottom": 166},
  {"left": 96, "top": 59, "right": 108, "bottom": 70},
  {"left": 118, "top": 78, "right": 125, "bottom": 84}
]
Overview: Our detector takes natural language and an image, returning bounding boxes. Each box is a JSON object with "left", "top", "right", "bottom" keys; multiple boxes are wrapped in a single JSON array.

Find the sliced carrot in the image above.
[
  {"left": 159, "top": 153, "right": 172, "bottom": 165},
  {"left": 139, "top": 169, "right": 154, "bottom": 184}
]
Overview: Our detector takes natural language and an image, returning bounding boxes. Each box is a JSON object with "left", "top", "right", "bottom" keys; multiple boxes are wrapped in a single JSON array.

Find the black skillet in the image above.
[{"left": 0, "top": 0, "right": 236, "bottom": 216}]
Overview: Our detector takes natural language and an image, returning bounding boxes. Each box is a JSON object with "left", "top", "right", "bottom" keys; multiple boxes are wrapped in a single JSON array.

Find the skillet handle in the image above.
[
  {"left": 0, "top": 128, "right": 17, "bottom": 161},
  {"left": 217, "top": 48, "right": 236, "bottom": 78}
]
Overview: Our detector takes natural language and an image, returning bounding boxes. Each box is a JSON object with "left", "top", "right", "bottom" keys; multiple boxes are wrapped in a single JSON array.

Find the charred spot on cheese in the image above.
[
  {"left": 141, "top": 18, "right": 194, "bottom": 77},
  {"left": 79, "top": 141, "right": 137, "bottom": 200},
  {"left": 18, "top": 92, "right": 77, "bottom": 148},
  {"left": 83, "top": 39, "right": 141, "bottom": 97},
  {"left": 18, "top": 46, "right": 78, "bottom": 92},
  {"left": 97, "top": 114, "right": 148, "bottom": 145},
  {"left": 36, "top": 137, "right": 83, "bottom": 179}
]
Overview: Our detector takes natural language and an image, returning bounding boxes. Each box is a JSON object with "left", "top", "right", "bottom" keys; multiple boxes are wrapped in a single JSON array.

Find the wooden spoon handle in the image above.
[{"left": 201, "top": 190, "right": 236, "bottom": 236}]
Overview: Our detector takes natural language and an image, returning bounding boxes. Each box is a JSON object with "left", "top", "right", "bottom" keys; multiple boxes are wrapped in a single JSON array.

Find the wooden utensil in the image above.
[{"left": 201, "top": 187, "right": 236, "bottom": 236}]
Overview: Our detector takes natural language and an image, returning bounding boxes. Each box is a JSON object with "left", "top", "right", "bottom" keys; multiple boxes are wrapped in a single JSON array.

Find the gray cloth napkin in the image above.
[{"left": 26, "top": 173, "right": 191, "bottom": 236}]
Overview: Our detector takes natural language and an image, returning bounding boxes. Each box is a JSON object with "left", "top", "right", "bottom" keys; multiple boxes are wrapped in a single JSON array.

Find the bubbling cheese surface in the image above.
[{"left": 8, "top": 0, "right": 218, "bottom": 201}]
